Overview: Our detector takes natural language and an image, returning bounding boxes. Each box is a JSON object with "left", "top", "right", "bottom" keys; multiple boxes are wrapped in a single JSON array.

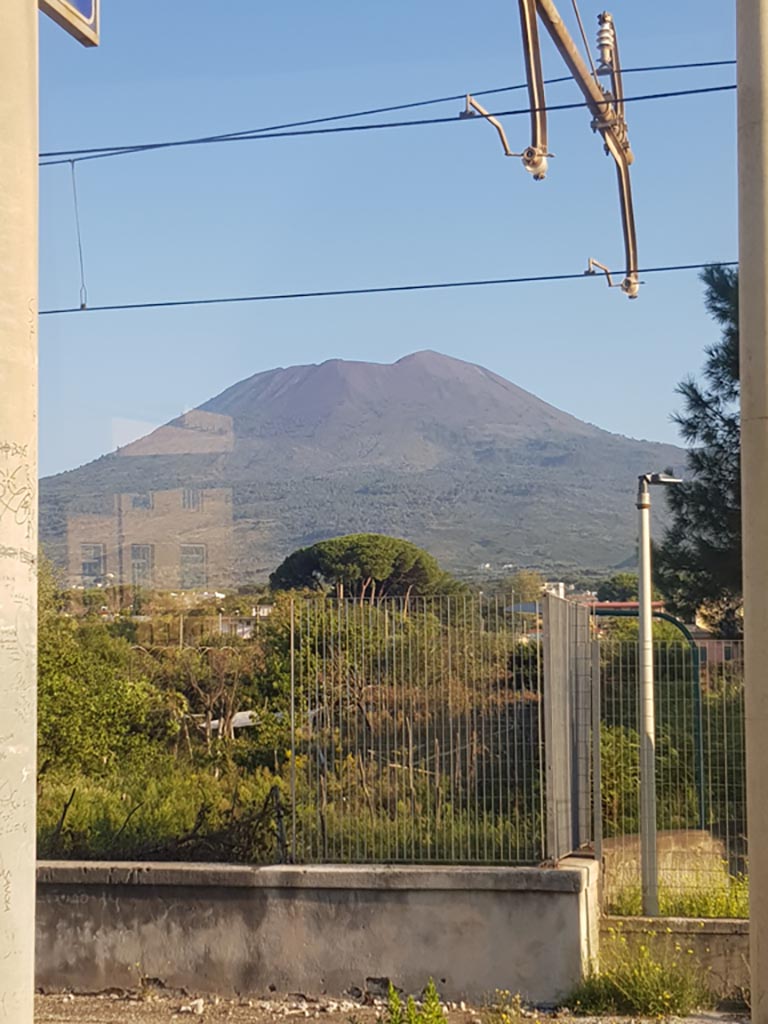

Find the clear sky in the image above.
[{"left": 38, "top": 1, "right": 737, "bottom": 478}]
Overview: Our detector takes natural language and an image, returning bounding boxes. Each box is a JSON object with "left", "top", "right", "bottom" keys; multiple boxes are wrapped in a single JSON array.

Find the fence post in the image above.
[
  {"left": 290, "top": 597, "right": 297, "bottom": 863},
  {"left": 543, "top": 595, "right": 596, "bottom": 862},
  {"left": 572, "top": 604, "right": 593, "bottom": 848},
  {"left": 591, "top": 638, "right": 603, "bottom": 873},
  {"left": 543, "top": 594, "right": 571, "bottom": 860}
]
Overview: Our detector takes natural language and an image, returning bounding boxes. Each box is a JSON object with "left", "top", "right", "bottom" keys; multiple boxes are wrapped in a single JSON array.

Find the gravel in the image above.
[
  {"left": 33, "top": 992, "right": 751, "bottom": 1024},
  {"left": 35, "top": 992, "right": 466, "bottom": 1023}
]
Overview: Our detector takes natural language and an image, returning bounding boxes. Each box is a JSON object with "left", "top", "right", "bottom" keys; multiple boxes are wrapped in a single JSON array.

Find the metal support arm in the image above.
[
  {"left": 517, "top": 0, "right": 550, "bottom": 179},
  {"left": 517, "top": 0, "right": 640, "bottom": 297},
  {"left": 460, "top": 94, "right": 517, "bottom": 156},
  {"left": 460, "top": 94, "right": 552, "bottom": 178}
]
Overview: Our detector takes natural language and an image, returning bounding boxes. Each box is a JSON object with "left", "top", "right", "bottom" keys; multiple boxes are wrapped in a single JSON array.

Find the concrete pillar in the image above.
[
  {"left": 737, "top": 2, "right": 768, "bottom": 1020},
  {"left": 0, "top": 1, "right": 38, "bottom": 1020}
]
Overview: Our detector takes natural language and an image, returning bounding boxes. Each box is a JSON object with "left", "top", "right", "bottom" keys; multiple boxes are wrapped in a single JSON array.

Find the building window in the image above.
[
  {"left": 130, "top": 544, "right": 154, "bottom": 587},
  {"left": 131, "top": 493, "right": 153, "bottom": 510},
  {"left": 180, "top": 544, "right": 207, "bottom": 589},
  {"left": 81, "top": 543, "right": 106, "bottom": 582},
  {"left": 182, "top": 488, "right": 202, "bottom": 511}
]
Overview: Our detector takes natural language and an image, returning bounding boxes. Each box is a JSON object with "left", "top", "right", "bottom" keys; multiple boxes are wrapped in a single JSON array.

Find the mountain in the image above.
[{"left": 40, "top": 351, "right": 684, "bottom": 586}]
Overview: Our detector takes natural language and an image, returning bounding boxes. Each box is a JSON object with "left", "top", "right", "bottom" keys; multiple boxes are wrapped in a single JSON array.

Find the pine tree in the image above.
[{"left": 655, "top": 265, "right": 742, "bottom": 636}]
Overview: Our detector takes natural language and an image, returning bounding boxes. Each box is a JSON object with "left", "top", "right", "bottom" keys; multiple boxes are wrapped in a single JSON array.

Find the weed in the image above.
[
  {"left": 419, "top": 980, "right": 445, "bottom": 1024},
  {"left": 569, "top": 924, "right": 712, "bottom": 1017},
  {"left": 483, "top": 990, "right": 528, "bottom": 1024},
  {"left": 381, "top": 981, "right": 445, "bottom": 1024},
  {"left": 384, "top": 986, "right": 403, "bottom": 1024},
  {"left": 608, "top": 874, "right": 749, "bottom": 919}
]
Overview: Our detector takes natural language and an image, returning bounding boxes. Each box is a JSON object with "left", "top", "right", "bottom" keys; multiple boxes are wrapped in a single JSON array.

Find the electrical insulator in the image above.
[
  {"left": 522, "top": 147, "right": 548, "bottom": 179},
  {"left": 596, "top": 12, "right": 615, "bottom": 70}
]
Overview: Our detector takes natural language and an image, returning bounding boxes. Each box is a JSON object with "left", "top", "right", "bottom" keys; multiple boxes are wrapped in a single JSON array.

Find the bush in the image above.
[
  {"left": 569, "top": 925, "right": 712, "bottom": 1017},
  {"left": 37, "top": 760, "right": 282, "bottom": 862}
]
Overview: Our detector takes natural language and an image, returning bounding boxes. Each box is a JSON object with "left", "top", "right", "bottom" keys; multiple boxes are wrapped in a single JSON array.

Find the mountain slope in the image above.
[{"left": 40, "top": 351, "right": 684, "bottom": 582}]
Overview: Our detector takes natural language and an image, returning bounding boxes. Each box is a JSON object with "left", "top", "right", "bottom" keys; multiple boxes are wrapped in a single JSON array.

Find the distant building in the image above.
[{"left": 67, "top": 486, "right": 234, "bottom": 591}]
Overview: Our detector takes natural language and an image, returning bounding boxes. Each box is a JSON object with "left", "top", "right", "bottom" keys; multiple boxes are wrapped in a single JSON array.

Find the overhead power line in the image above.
[
  {"left": 39, "top": 262, "right": 738, "bottom": 316},
  {"left": 39, "top": 61, "right": 736, "bottom": 166}
]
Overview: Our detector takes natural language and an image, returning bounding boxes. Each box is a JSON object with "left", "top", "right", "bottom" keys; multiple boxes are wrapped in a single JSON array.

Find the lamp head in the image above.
[
  {"left": 646, "top": 472, "right": 683, "bottom": 486},
  {"left": 637, "top": 471, "right": 683, "bottom": 505}
]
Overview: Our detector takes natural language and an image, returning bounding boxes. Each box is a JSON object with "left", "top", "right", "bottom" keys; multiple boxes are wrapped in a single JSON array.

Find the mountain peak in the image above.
[
  {"left": 41, "top": 349, "right": 684, "bottom": 579},
  {"left": 395, "top": 349, "right": 450, "bottom": 365}
]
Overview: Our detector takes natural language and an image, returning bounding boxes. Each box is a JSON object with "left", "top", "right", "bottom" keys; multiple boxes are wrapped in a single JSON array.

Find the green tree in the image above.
[
  {"left": 269, "top": 533, "right": 458, "bottom": 600},
  {"left": 596, "top": 572, "right": 639, "bottom": 602},
  {"left": 508, "top": 569, "right": 545, "bottom": 602},
  {"left": 655, "top": 265, "right": 742, "bottom": 636},
  {"left": 37, "top": 562, "right": 180, "bottom": 776}
]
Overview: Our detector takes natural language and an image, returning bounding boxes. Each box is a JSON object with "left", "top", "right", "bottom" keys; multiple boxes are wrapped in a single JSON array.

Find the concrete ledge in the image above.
[
  {"left": 37, "top": 860, "right": 599, "bottom": 1003},
  {"left": 37, "top": 861, "right": 590, "bottom": 893},
  {"left": 608, "top": 915, "right": 748, "bottom": 936}
]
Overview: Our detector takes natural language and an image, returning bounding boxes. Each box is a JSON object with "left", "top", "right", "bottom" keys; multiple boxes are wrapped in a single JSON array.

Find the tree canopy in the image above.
[
  {"left": 269, "top": 533, "right": 459, "bottom": 599},
  {"left": 596, "top": 572, "right": 639, "bottom": 602},
  {"left": 655, "top": 265, "right": 742, "bottom": 636}
]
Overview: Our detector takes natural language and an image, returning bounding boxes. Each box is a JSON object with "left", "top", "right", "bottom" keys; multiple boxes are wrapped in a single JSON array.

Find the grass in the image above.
[
  {"left": 607, "top": 873, "right": 749, "bottom": 918},
  {"left": 37, "top": 761, "right": 280, "bottom": 861},
  {"left": 569, "top": 924, "right": 713, "bottom": 1017}
]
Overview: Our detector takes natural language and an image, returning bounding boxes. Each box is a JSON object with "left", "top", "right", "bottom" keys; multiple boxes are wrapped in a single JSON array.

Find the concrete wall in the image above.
[
  {"left": 36, "top": 860, "right": 599, "bottom": 1005},
  {"left": 602, "top": 916, "right": 750, "bottom": 1005}
]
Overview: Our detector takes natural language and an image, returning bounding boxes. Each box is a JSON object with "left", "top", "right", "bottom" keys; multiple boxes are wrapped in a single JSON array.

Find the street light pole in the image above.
[
  {"left": 637, "top": 475, "right": 658, "bottom": 917},
  {"left": 637, "top": 472, "right": 681, "bottom": 917}
]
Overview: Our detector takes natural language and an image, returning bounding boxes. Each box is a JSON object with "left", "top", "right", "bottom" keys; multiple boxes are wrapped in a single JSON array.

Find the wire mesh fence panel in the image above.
[
  {"left": 290, "top": 595, "right": 545, "bottom": 864},
  {"left": 541, "top": 595, "right": 594, "bottom": 860},
  {"left": 598, "top": 635, "right": 746, "bottom": 916}
]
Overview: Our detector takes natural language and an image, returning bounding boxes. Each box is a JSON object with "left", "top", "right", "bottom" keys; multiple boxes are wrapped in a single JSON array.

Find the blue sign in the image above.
[{"left": 40, "top": 0, "right": 99, "bottom": 46}]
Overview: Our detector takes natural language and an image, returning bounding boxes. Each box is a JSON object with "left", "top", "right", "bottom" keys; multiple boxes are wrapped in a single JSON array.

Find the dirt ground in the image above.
[
  {"left": 32, "top": 993, "right": 748, "bottom": 1024},
  {"left": 34, "top": 994, "right": 476, "bottom": 1024}
]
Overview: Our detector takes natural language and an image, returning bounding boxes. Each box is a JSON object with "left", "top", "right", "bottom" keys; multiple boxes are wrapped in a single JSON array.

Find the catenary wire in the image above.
[
  {"left": 39, "top": 61, "right": 736, "bottom": 165},
  {"left": 39, "top": 83, "right": 737, "bottom": 167},
  {"left": 39, "top": 262, "right": 739, "bottom": 316},
  {"left": 68, "top": 161, "right": 88, "bottom": 310},
  {"left": 571, "top": 0, "right": 600, "bottom": 81}
]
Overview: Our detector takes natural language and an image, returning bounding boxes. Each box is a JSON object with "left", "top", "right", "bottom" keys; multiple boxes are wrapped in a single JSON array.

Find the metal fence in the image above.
[
  {"left": 540, "top": 595, "right": 593, "bottom": 860},
  {"left": 597, "top": 636, "right": 746, "bottom": 913},
  {"left": 133, "top": 592, "right": 746, "bottom": 907},
  {"left": 288, "top": 595, "right": 546, "bottom": 864},
  {"left": 284, "top": 595, "right": 747, "bottom": 911}
]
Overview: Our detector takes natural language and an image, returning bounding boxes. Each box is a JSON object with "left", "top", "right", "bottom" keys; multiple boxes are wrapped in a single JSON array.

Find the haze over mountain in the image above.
[{"left": 40, "top": 350, "right": 684, "bottom": 583}]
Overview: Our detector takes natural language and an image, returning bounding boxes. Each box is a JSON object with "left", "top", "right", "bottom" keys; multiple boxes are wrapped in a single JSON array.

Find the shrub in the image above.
[{"left": 569, "top": 925, "right": 712, "bottom": 1017}]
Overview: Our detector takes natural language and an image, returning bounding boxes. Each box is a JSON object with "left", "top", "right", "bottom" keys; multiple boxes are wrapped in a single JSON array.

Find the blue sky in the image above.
[{"left": 39, "top": 1, "right": 736, "bottom": 477}]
